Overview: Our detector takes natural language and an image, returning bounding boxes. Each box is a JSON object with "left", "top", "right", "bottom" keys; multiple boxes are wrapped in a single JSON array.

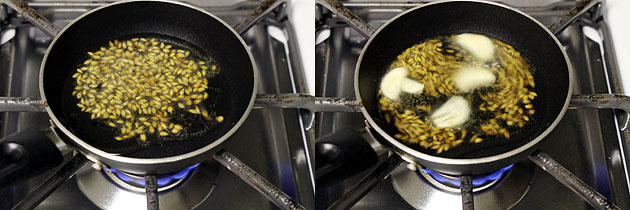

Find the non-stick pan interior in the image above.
[
  {"left": 43, "top": 1, "right": 255, "bottom": 158},
  {"left": 358, "top": 1, "right": 570, "bottom": 159}
]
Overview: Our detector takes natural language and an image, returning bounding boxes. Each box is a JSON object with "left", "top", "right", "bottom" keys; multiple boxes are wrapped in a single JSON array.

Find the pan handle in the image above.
[
  {"left": 0, "top": 128, "right": 64, "bottom": 190},
  {"left": 326, "top": 155, "right": 403, "bottom": 210},
  {"left": 316, "top": 128, "right": 387, "bottom": 190},
  {"left": 11, "top": 153, "right": 88, "bottom": 210},
  {"left": 569, "top": 94, "right": 630, "bottom": 131}
]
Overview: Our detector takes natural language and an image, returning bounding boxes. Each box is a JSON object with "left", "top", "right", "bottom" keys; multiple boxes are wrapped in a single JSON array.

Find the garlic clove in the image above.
[
  {"left": 401, "top": 78, "right": 424, "bottom": 94},
  {"left": 455, "top": 33, "right": 495, "bottom": 61},
  {"left": 430, "top": 96, "right": 471, "bottom": 128},
  {"left": 380, "top": 67, "right": 409, "bottom": 100},
  {"left": 453, "top": 66, "right": 496, "bottom": 92}
]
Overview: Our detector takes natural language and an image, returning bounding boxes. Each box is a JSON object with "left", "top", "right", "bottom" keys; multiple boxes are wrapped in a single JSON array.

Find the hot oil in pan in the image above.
[
  {"left": 61, "top": 33, "right": 230, "bottom": 155},
  {"left": 377, "top": 33, "right": 538, "bottom": 158}
]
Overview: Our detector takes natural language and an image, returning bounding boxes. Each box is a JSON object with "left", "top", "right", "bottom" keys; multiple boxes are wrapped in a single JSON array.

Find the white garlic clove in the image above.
[
  {"left": 455, "top": 33, "right": 495, "bottom": 61},
  {"left": 430, "top": 96, "right": 471, "bottom": 128},
  {"left": 453, "top": 66, "right": 496, "bottom": 92},
  {"left": 400, "top": 78, "right": 424, "bottom": 94},
  {"left": 380, "top": 67, "right": 409, "bottom": 100}
]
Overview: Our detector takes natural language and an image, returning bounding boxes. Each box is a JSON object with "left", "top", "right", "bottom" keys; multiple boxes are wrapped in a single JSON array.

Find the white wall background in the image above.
[
  {"left": 606, "top": 0, "right": 630, "bottom": 94},
  {"left": 288, "top": 0, "right": 315, "bottom": 95}
]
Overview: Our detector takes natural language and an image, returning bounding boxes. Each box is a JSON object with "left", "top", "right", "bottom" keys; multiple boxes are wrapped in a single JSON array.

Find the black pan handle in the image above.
[
  {"left": 327, "top": 155, "right": 404, "bottom": 210},
  {"left": 0, "top": 128, "right": 63, "bottom": 190},
  {"left": 316, "top": 128, "right": 384, "bottom": 190}
]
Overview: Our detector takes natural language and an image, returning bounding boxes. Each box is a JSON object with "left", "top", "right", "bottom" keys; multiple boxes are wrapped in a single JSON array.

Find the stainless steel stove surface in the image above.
[
  {"left": 0, "top": 0, "right": 314, "bottom": 209},
  {"left": 315, "top": 0, "right": 630, "bottom": 209}
]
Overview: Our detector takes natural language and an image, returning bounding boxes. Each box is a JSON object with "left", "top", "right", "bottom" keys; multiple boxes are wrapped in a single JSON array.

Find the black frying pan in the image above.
[
  {"left": 0, "top": 0, "right": 257, "bottom": 185},
  {"left": 316, "top": 0, "right": 571, "bottom": 188},
  {"left": 316, "top": 2, "right": 574, "bottom": 209},
  {"left": 356, "top": 0, "right": 571, "bottom": 175}
]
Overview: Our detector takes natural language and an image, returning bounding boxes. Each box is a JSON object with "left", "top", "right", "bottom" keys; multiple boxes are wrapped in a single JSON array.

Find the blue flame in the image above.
[
  {"left": 419, "top": 164, "right": 514, "bottom": 188},
  {"left": 105, "top": 163, "right": 200, "bottom": 187}
]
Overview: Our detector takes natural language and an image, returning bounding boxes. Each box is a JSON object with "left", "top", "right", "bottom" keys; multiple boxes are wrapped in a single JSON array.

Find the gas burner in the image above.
[
  {"left": 76, "top": 161, "right": 219, "bottom": 210},
  {"left": 391, "top": 161, "right": 535, "bottom": 210},
  {"left": 418, "top": 164, "right": 514, "bottom": 192},
  {"left": 104, "top": 163, "right": 200, "bottom": 192}
]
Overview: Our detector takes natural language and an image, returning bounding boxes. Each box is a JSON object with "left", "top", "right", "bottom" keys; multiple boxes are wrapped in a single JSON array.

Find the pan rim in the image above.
[
  {"left": 39, "top": 0, "right": 258, "bottom": 168},
  {"left": 354, "top": 0, "right": 573, "bottom": 167}
]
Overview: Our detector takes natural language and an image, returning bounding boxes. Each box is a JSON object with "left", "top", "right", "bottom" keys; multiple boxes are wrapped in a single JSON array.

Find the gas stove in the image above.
[
  {"left": 0, "top": 0, "right": 314, "bottom": 209},
  {"left": 315, "top": 0, "right": 630, "bottom": 209}
]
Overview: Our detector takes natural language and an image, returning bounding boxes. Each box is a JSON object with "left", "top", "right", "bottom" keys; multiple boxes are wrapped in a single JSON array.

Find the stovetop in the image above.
[
  {"left": 0, "top": 0, "right": 314, "bottom": 209},
  {"left": 315, "top": 0, "right": 630, "bottom": 209}
]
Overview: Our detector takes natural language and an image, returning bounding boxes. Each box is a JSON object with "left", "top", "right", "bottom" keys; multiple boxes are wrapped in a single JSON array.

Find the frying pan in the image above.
[
  {"left": 315, "top": 1, "right": 622, "bottom": 210},
  {"left": 319, "top": 1, "right": 622, "bottom": 209},
  {"left": 0, "top": 0, "right": 256, "bottom": 185},
  {"left": 357, "top": 0, "right": 571, "bottom": 175},
  {"left": 316, "top": 0, "right": 571, "bottom": 187}
]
